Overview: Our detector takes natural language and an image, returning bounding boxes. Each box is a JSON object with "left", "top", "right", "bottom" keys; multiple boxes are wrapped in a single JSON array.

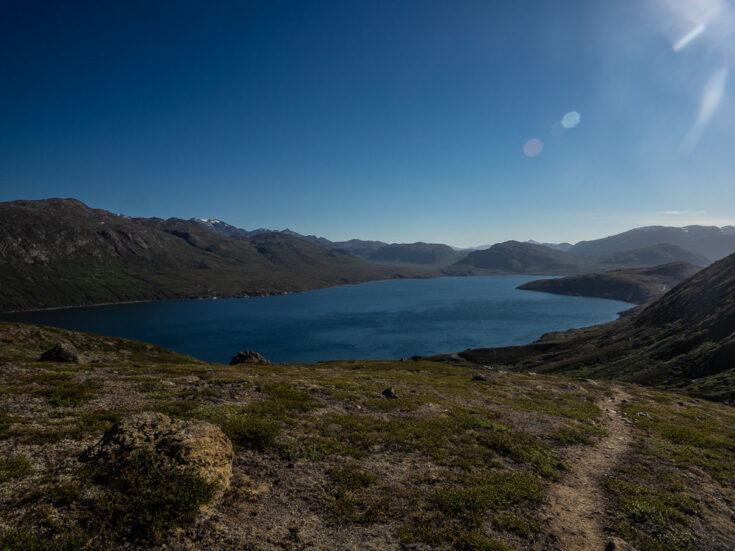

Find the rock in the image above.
[
  {"left": 84, "top": 412, "right": 234, "bottom": 505},
  {"left": 636, "top": 411, "right": 652, "bottom": 419},
  {"left": 38, "top": 343, "right": 79, "bottom": 363},
  {"left": 583, "top": 378, "right": 598, "bottom": 385},
  {"left": 382, "top": 387, "right": 398, "bottom": 399},
  {"left": 229, "top": 350, "right": 270, "bottom": 365},
  {"left": 472, "top": 373, "right": 489, "bottom": 381}
]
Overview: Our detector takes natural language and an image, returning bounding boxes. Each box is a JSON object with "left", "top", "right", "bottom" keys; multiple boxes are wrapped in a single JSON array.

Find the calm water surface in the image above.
[{"left": 2, "top": 276, "right": 632, "bottom": 364}]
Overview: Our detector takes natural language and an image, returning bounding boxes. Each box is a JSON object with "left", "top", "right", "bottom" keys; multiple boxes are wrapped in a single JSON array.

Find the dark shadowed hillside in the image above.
[
  {"left": 518, "top": 262, "right": 702, "bottom": 305},
  {"left": 438, "top": 252, "right": 735, "bottom": 402},
  {"left": 0, "top": 199, "right": 429, "bottom": 312}
]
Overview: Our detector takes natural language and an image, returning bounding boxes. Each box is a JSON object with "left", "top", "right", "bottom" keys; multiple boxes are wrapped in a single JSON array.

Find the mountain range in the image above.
[
  {"left": 192, "top": 215, "right": 733, "bottom": 267},
  {"left": 1, "top": 198, "right": 734, "bottom": 312},
  {"left": 570, "top": 225, "right": 735, "bottom": 261},
  {"left": 453, "top": 240, "right": 709, "bottom": 274}
]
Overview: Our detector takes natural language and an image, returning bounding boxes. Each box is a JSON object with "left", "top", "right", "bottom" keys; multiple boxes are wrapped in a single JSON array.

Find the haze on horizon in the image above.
[{"left": 2, "top": 0, "right": 734, "bottom": 248}]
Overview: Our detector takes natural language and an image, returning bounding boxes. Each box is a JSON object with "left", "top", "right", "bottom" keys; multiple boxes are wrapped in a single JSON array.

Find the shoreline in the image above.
[
  {"left": 0, "top": 275, "right": 632, "bottom": 367},
  {"left": 0, "top": 274, "right": 435, "bottom": 315},
  {"left": 0, "top": 269, "right": 507, "bottom": 315},
  {"left": 0, "top": 271, "right": 628, "bottom": 316}
]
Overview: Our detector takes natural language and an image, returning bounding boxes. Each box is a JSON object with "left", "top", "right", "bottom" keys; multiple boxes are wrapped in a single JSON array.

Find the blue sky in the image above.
[{"left": 1, "top": 1, "right": 734, "bottom": 247}]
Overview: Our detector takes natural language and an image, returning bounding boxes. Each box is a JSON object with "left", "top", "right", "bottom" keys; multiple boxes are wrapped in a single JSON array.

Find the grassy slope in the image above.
[{"left": 0, "top": 322, "right": 733, "bottom": 550}]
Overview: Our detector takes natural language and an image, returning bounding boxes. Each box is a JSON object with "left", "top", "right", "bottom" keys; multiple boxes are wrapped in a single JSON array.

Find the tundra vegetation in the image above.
[{"left": 0, "top": 322, "right": 733, "bottom": 550}]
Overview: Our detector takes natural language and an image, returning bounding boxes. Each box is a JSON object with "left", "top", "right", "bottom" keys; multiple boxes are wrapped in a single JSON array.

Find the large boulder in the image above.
[
  {"left": 229, "top": 349, "right": 271, "bottom": 365},
  {"left": 39, "top": 342, "right": 79, "bottom": 363},
  {"left": 84, "top": 412, "right": 234, "bottom": 502}
]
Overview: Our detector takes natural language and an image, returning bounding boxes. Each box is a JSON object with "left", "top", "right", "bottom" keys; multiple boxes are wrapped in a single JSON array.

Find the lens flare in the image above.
[
  {"left": 561, "top": 111, "right": 581, "bottom": 129},
  {"left": 523, "top": 138, "right": 543, "bottom": 157},
  {"left": 682, "top": 67, "right": 728, "bottom": 151},
  {"left": 673, "top": 23, "right": 706, "bottom": 51}
]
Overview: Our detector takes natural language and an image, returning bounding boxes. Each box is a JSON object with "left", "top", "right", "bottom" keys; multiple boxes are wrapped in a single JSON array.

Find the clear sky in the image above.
[{"left": 2, "top": 1, "right": 734, "bottom": 247}]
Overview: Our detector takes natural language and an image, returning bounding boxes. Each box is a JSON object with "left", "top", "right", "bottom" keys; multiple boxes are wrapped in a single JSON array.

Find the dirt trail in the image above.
[{"left": 533, "top": 386, "right": 633, "bottom": 551}]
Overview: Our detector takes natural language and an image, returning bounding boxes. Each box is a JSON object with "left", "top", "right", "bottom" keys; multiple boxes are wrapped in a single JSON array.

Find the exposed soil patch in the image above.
[{"left": 534, "top": 387, "right": 633, "bottom": 551}]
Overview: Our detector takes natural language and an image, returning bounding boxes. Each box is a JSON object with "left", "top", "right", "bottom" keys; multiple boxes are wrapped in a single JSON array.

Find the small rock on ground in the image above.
[
  {"left": 39, "top": 342, "right": 79, "bottom": 363},
  {"left": 229, "top": 350, "right": 270, "bottom": 365},
  {"left": 382, "top": 387, "right": 398, "bottom": 399}
]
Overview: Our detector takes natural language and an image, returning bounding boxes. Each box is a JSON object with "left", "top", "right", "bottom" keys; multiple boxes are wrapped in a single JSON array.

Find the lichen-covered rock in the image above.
[
  {"left": 84, "top": 412, "right": 234, "bottom": 498},
  {"left": 229, "top": 349, "right": 270, "bottom": 365},
  {"left": 39, "top": 342, "right": 79, "bottom": 363}
]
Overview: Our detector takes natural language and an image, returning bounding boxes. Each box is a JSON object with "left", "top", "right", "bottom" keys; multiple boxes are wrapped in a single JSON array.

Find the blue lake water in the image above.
[{"left": 1, "top": 276, "right": 632, "bottom": 364}]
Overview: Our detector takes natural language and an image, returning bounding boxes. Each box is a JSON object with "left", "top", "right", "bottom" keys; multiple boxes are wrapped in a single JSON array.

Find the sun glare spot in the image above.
[
  {"left": 523, "top": 138, "right": 543, "bottom": 157},
  {"left": 561, "top": 111, "right": 581, "bottom": 129}
]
